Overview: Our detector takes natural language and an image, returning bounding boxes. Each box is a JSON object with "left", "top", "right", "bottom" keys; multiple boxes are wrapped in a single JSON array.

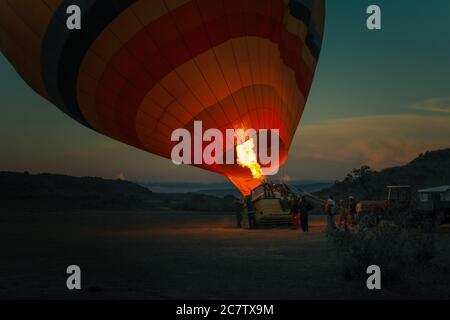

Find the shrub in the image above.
[{"left": 328, "top": 209, "right": 436, "bottom": 283}]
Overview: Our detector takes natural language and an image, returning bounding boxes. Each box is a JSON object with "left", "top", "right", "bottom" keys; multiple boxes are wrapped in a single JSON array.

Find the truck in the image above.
[{"left": 356, "top": 185, "right": 411, "bottom": 226}]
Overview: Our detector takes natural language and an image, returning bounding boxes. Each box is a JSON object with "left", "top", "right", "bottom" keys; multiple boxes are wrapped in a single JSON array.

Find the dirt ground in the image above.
[{"left": 1, "top": 209, "right": 450, "bottom": 299}]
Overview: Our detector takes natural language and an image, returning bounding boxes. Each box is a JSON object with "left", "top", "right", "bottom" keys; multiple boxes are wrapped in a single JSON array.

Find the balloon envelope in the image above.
[{"left": 0, "top": 0, "right": 325, "bottom": 195}]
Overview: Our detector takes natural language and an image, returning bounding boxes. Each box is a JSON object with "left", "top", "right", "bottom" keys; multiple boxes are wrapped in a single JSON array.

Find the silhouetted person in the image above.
[
  {"left": 299, "top": 196, "right": 313, "bottom": 232},
  {"left": 246, "top": 197, "right": 256, "bottom": 229},
  {"left": 290, "top": 196, "right": 300, "bottom": 230},
  {"left": 235, "top": 197, "right": 243, "bottom": 228},
  {"left": 325, "top": 195, "right": 336, "bottom": 231},
  {"left": 348, "top": 196, "right": 357, "bottom": 225},
  {"left": 337, "top": 199, "right": 348, "bottom": 230}
]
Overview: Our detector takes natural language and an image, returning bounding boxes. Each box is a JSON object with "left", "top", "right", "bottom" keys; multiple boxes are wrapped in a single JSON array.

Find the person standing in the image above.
[
  {"left": 235, "top": 197, "right": 243, "bottom": 228},
  {"left": 290, "top": 196, "right": 300, "bottom": 230},
  {"left": 325, "top": 195, "right": 336, "bottom": 230},
  {"left": 337, "top": 199, "right": 348, "bottom": 230},
  {"left": 299, "top": 196, "right": 313, "bottom": 232},
  {"left": 348, "top": 196, "right": 357, "bottom": 225},
  {"left": 246, "top": 197, "right": 256, "bottom": 229}
]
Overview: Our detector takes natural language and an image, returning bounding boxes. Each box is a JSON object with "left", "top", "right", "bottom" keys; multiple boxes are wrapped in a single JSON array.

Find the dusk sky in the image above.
[{"left": 1, "top": 0, "right": 449, "bottom": 183}]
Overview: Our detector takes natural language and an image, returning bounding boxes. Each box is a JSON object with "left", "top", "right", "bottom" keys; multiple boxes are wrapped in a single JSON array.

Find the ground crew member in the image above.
[
  {"left": 235, "top": 197, "right": 243, "bottom": 228},
  {"left": 299, "top": 196, "right": 313, "bottom": 232},
  {"left": 337, "top": 199, "right": 347, "bottom": 230},
  {"left": 246, "top": 197, "right": 256, "bottom": 229},
  {"left": 348, "top": 196, "right": 357, "bottom": 225},
  {"left": 290, "top": 196, "right": 300, "bottom": 230},
  {"left": 325, "top": 195, "right": 336, "bottom": 230}
]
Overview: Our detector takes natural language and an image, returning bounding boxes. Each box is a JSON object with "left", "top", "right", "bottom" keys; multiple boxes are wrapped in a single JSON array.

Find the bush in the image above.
[
  {"left": 384, "top": 201, "right": 436, "bottom": 231},
  {"left": 329, "top": 212, "right": 436, "bottom": 283}
]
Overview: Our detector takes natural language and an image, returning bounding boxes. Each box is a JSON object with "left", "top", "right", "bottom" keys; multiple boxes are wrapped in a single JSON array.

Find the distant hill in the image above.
[
  {"left": 0, "top": 172, "right": 237, "bottom": 212},
  {"left": 192, "top": 182, "right": 333, "bottom": 198},
  {"left": 138, "top": 180, "right": 333, "bottom": 197},
  {"left": 315, "top": 148, "right": 450, "bottom": 201},
  {"left": 194, "top": 188, "right": 242, "bottom": 198},
  {"left": 2, "top": 148, "right": 447, "bottom": 211},
  {"left": 292, "top": 181, "right": 333, "bottom": 193}
]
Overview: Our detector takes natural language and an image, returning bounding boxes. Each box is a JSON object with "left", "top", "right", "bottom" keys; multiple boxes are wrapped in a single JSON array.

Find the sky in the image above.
[{"left": 1, "top": 0, "right": 449, "bottom": 184}]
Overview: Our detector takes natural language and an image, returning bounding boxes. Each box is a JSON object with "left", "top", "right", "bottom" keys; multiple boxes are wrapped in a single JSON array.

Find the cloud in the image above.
[
  {"left": 412, "top": 97, "right": 450, "bottom": 114},
  {"left": 284, "top": 115, "right": 450, "bottom": 180}
]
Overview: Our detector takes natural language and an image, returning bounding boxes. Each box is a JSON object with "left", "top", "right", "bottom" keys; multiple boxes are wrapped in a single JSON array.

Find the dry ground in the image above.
[{"left": 1, "top": 209, "right": 450, "bottom": 299}]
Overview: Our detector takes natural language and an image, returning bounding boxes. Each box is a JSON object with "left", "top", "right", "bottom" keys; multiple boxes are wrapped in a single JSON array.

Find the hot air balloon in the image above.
[{"left": 0, "top": 0, "right": 325, "bottom": 195}]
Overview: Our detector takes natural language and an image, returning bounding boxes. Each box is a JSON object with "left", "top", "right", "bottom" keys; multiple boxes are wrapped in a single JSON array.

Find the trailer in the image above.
[
  {"left": 241, "top": 183, "right": 292, "bottom": 229},
  {"left": 241, "top": 183, "right": 323, "bottom": 229},
  {"left": 418, "top": 185, "right": 450, "bottom": 224}
]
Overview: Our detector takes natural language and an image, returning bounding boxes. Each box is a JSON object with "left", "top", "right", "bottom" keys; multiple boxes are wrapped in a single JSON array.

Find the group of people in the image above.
[
  {"left": 323, "top": 195, "right": 357, "bottom": 230},
  {"left": 234, "top": 193, "right": 313, "bottom": 231},
  {"left": 235, "top": 196, "right": 255, "bottom": 229},
  {"left": 234, "top": 190, "right": 358, "bottom": 232}
]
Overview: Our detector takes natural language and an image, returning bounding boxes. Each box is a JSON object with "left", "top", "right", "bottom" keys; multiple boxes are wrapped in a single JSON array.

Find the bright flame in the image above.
[{"left": 236, "top": 137, "right": 263, "bottom": 179}]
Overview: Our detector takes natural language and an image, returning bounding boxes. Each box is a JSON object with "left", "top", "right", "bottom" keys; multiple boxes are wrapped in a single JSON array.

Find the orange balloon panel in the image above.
[{"left": 0, "top": 0, "right": 325, "bottom": 195}]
